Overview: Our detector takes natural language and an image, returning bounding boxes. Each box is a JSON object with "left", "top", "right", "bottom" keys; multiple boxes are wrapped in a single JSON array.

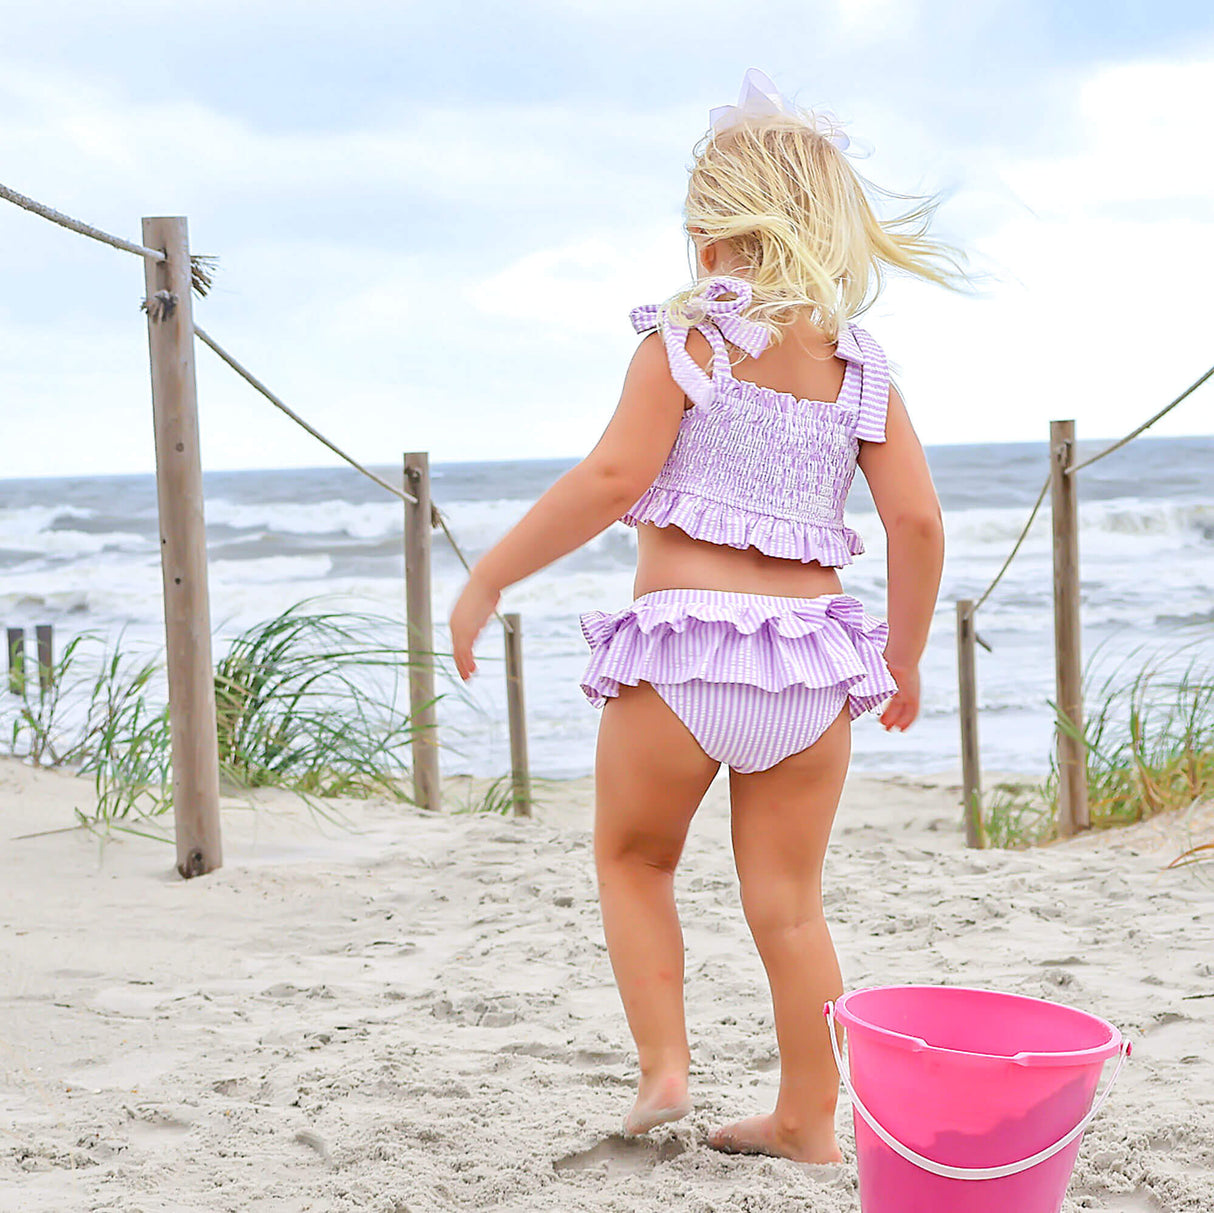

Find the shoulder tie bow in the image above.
[
  {"left": 629, "top": 276, "right": 772, "bottom": 408},
  {"left": 630, "top": 276, "right": 876, "bottom": 409}
]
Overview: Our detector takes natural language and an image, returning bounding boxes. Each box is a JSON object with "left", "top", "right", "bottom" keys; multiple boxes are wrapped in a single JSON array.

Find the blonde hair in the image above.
[{"left": 663, "top": 110, "right": 975, "bottom": 347}]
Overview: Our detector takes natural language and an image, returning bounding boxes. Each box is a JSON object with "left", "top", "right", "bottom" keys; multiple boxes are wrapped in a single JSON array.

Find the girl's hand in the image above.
[
  {"left": 449, "top": 575, "right": 500, "bottom": 681},
  {"left": 879, "top": 659, "right": 920, "bottom": 733}
]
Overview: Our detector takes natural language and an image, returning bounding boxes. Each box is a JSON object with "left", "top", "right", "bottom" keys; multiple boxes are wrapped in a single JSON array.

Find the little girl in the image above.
[{"left": 449, "top": 69, "right": 958, "bottom": 1164}]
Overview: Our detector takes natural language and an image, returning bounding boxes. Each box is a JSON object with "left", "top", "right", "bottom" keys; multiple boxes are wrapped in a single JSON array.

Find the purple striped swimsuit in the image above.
[{"left": 578, "top": 276, "right": 899, "bottom": 773}]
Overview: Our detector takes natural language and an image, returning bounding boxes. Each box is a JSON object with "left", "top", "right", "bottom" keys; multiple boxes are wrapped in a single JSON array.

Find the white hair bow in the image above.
[{"left": 708, "top": 67, "right": 874, "bottom": 158}]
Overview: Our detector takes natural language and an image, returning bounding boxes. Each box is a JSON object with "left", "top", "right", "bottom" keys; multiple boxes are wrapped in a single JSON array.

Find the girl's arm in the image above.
[
  {"left": 857, "top": 385, "right": 946, "bottom": 732},
  {"left": 449, "top": 332, "right": 686, "bottom": 680}
]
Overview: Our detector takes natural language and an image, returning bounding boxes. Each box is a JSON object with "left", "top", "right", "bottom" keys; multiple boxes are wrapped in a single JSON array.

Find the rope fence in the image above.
[
  {"left": 0, "top": 182, "right": 218, "bottom": 296},
  {"left": 954, "top": 360, "right": 1211, "bottom": 847},
  {"left": 0, "top": 182, "right": 166, "bottom": 262},
  {"left": 0, "top": 179, "right": 487, "bottom": 605},
  {"left": 966, "top": 473, "right": 1049, "bottom": 628},
  {"left": 963, "top": 359, "right": 1214, "bottom": 623},
  {"left": 4, "top": 175, "right": 1210, "bottom": 853},
  {"left": 6, "top": 172, "right": 1204, "bottom": 635},
  {"left": 1066, "top": 364, "right": 1214, "bottom": 475},
  {"left": 193, "top": 324, "right": 499, "bottom": 616},
  {"left": 193, "top": 326, "right": 417, "bottom": 506},
  {"left": 196, "top": 322, "right": 478, "bottom": 572},
  {"left": 0, "top": 179, "right": 527, "bottom": 862}
]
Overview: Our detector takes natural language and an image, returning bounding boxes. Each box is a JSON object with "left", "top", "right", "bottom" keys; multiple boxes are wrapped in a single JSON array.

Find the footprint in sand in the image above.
[{"left": 554, "top": 1135, "right": 686, "bottom": 1175}]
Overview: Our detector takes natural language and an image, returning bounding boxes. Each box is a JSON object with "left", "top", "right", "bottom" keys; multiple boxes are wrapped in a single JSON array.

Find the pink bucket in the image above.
[{"left": 825, "top": 986, "right": 1131, "bottom": 1213}]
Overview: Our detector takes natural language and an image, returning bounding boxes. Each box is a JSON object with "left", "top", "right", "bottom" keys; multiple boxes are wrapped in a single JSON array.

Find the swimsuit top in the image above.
[{"left": 620, "top": 275, "right": 890, "bottom": 568}]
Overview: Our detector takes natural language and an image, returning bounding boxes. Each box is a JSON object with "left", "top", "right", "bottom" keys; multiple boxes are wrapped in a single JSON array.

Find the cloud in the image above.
[
  {"left": 1, "top": 19, "right": 1212, "bottom": 479},
  {"left": 0, "top": 59, "right": 689, "bottom": 217},
  {"left": 1002, "top": 56, "right": 1214, "bottom": 212},
  {"left": 471, "top": 229, "right": 693, "bottom": 339},
  {"left": 832, "top": 0, "right": 922, "bottom": 44}
]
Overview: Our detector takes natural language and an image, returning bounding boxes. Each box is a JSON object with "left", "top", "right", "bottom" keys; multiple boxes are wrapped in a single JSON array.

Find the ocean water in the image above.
[{"left": 1, "top": 434, "right": 1211, "bottom": 781}]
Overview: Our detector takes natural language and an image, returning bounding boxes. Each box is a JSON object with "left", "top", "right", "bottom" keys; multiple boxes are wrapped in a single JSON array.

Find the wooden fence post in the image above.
[
  {"left": 1049, "top": 419, "right": 1089, "bottom": 835},
  {"left": 956, "top": 600, "right": 983, "bottom": 848},
  {"left": 6, "top": 628, "right": 23, "bottom": 696},
  {"left": 404, "top": 452, "right": 440, "bottom": 812},
  {"left": 502, "top": 613, "right": 532, "bottom": 818},
  {"left": 35, "top": 624, "right": 53, "bottom": 692},
  {"left": 142, "top": 216, "right": 223, "bottom": 878}
]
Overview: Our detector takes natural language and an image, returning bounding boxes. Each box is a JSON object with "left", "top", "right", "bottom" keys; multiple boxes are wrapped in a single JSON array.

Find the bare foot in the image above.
[
  {"left": 622, "top": 1071, "right": 692, "bottom": 1136},
  {"left": 707, "top": 1113, "right": 843, "bottom": 1163}
]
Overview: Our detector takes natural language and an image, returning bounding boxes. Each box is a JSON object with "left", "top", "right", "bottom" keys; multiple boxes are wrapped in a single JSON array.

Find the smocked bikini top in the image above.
[{"left": 620, "top": 275, "right": 890, "bottom": 568}]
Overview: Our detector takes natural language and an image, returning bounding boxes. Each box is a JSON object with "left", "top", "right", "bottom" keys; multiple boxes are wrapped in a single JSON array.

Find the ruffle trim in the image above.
[
  {"left": 713, "top": 376, "right": 859, "bottom": 425},
  {"left": 621, "top": 483, "right": 865, "bottom": 565},
  {"left": 578, "top": 591, "right": 899, "bottom": 717}
]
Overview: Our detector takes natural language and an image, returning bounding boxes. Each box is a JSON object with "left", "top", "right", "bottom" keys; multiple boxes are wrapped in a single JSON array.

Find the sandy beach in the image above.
[{"left": 2, "top": 756, "right": 1212, "bottom": 1212}]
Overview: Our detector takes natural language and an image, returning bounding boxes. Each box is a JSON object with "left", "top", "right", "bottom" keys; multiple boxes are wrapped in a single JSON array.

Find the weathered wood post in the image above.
[
  {"left": 956, "top": 600, "right": 983, "bottom": 848},
  {"left": 142, "top": 216, "right": 223, "bottom": 878},
  {"left": 6, "top": 628, "right": 24, "bottom": 696},
  {"left": 1049, "top": 419, "right": 1089, "bottom": 835},
  {"left": 502, "top": 613, "right": 532, "bottom": 818},
  {"left": 404, "top": 452, "right": 440, "bottom": 812},
  {"left": 35, "top": 624, "right": 53, "bottom": 692}
]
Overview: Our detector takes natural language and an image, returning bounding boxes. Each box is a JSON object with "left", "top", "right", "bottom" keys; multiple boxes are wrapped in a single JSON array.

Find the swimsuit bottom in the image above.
[{"left": 578, "top": 588, "right": 899, "bottom": 774}]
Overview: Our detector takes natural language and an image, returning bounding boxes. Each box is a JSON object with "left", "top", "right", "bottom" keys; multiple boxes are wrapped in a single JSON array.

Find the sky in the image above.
[{"left": 1, "top": 0, "right": 1212, "bottom": 479}]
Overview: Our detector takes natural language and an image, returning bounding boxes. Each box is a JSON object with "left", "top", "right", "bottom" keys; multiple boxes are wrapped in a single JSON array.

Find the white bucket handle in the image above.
[{"left": 824, "top": 1000, "right": 1132, "bottom": 1182}]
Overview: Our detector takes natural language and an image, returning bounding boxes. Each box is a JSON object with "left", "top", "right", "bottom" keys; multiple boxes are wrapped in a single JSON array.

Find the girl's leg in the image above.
[
  {"left": 709, "top": 700, "right": 852, "bottom": 1163},
  {"left": 594, "top": 679, "right": 720, "bottom": 1134}
]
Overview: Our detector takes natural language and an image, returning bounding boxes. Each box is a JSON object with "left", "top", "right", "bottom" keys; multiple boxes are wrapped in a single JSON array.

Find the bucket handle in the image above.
[{"left": 824, "top": 1000, "right": 1132, "bottom": 1182}]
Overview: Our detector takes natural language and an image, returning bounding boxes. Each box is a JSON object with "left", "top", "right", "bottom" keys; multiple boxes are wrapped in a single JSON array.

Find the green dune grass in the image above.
[
  {"left": 982, "top": 638, "right": 1214, "bottom": 856},
  {"left": 3, "top": 598, "right": 512, "bottom": 834}
]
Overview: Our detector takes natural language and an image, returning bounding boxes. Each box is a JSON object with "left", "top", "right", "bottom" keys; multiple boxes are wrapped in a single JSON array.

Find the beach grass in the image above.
[
  {"left": 1168, "top": 839, "right": 1214, "bottom": 868},
  {"left": 213, "top": 601, "right": 421, "bottom": 801},
  {"left": 982, "top": 638, "right": 1214, "bottom": 852},
  {"left": 6, "top": 630, "right": 89, "bottom": 766},
  {"left": 7, "top": 627, "right": 172, "bottom": 828},
  {"left": 2, "top": 599, "right": 517, "bottom": 834},
  {"left": 450, "top": 773, "right": 517, "bottom": 815}
]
